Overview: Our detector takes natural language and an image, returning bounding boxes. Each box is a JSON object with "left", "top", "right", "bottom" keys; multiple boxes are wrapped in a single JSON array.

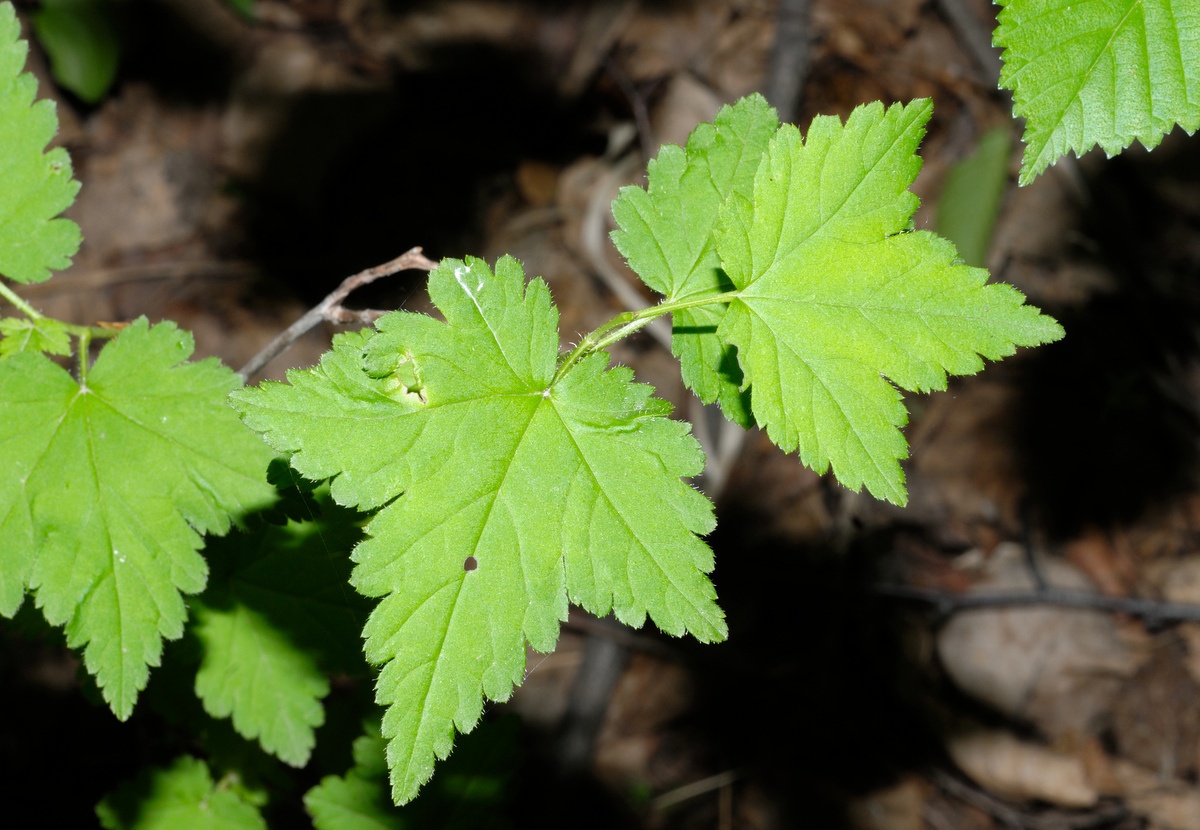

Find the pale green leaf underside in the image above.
[
  {"left": 0, "top": 319, "right": 276, "bottom": 718},
  {"left": 996, "top": 0, "right": 1200, "bottom": 184},
  {"left": 611, "top": 94, "right": 778, "bottom": 424},
  {"left": 0, "top": 1, "right": 81, "bottom": 284},
  {"left": 717, "top": 100, "right": 1063, "bottom": 504},
  {"left": 232, "top": 255, "right": 723, "bottom": 804},
  {"left": 97, "top": 756, "right": 267, "bottom": 830},
  {"left": 193, "top": 600, "right": 328, "bottom": 767}
]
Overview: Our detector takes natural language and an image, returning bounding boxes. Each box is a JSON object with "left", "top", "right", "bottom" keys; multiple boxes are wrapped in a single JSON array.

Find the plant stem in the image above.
[
  {"left": 78, "top": 328, "right": 91, "bottom": 385},
  {"left": 0, "top": 281, "right": 45, "bottom": 320},
  {"left": 553, "top": 290, "right": 739, "bottom": 385}
]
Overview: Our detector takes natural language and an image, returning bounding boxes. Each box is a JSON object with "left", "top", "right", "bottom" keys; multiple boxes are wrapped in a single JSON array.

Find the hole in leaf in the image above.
[{"left": 463, "top": 556, "right": 477, "bottom": 572}]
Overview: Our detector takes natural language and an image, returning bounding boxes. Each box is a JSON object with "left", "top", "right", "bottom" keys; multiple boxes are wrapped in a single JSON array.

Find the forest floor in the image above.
[{"left": 8, "top": 0, "right": 1200, "bottom": 828}]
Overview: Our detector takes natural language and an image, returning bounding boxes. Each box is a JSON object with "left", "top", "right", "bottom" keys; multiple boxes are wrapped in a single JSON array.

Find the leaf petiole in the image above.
[{"left": 553, "top": 290, "right": 740, "bottom": 385}]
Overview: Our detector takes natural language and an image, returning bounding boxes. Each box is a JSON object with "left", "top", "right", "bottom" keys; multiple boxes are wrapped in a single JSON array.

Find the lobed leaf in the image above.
[
  {"left": 716, "top": 100, "right": 1063, "bottom": 504},
  {"left": 612, "top": 94, "right": 777, "bottom": 424},
  {"left": 0, "top": 318, "right": 276, "bottom": 717},
  {"left": 0, "top": 1, "right": 82, "bottom": 283},
  {"left": 96, "top": 756, "right": 267, "bottom": 830},
  {"left": 233, "top": 255, "right": 724, "bottom": 803},
  {"left": 996, "top": 0, "right": 1200, "bottom": 184}
]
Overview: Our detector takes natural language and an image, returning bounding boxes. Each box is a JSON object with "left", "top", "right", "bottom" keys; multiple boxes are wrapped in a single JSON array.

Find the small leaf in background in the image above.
[
  {"left": 96, "top": 756, "right": 267, "bottom": 830},
  {"left": 233, "top": 255, "right": 724, "bottom": 803},
  {"left": 0, "top": 318, "right": 277, "bottom": 717},
  {"left": 0, "top": 315, "right": 71, "bottom": 357},
  {"left": 716, "top": 100, "right": 1063, "bottom": 504},
  {"left": 937, "top": 127, "right": 1012, "bottom": 268},
  {"left": 194, "top": 486, "right": 368, "bottom": 767},
  {"left": 221, "top": 0, "right": 255, "bottom": 19},
  {"left": 0, "top": 1, "right": 81, "bottom": 284},
  {"left": 611, "top": 94, "right": 778, "bottom": 424},
  {"left": 996, "top": 0, "right": 1200, "bottom": 184},
  {"left": 33, "top": 0, "right": 120, "bottom": 104}
]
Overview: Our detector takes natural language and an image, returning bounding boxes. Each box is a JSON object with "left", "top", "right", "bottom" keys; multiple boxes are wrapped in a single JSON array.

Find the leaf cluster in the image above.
[{"left": 20, "top": 0, "right": 1200, "bottom": 818}]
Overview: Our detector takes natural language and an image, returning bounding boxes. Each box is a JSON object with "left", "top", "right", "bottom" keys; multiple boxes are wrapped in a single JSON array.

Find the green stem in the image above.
[
  {"left": 0, "top": 281, "right": 44, "bottom": 320},
  {"left": 553, "top": 290, "right": 740, "bottom": 385},
  {"left": 77, "top": 328, "right": 91, "bottom": 385}
]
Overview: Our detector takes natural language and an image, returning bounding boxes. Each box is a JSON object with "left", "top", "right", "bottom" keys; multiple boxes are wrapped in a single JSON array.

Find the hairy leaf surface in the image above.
[
  {"left": 0, "top": 1, "right": 81, "bottom": 283},
  {"left": 97, "top": 756, "right": 267, "bottom": 830},
  {"left": 233, "top": 255, "right": 723, "bottom": 803},
  {"left": 611, "top": 94, "right": 777, "bottom": 424},
  {"left": 996, "top": 0, "right": 1200, "bottom": 184},
  {"left": 716, "top": 100, "right": 1063, "bottom": 504},
  {"left": 0, "top": 318, "right": 276, "bottom": 717}
]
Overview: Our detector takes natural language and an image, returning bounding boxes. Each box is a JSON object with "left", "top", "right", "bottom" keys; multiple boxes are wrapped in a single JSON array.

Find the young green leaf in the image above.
[
  {"left": 194, "top": 492, "right": 368, "bottom": 767},
  {"left": 611, "top": 93, "right": 778, "bottom": 424},
  {"left": 232, "top": 255, "right": 723, "bottom": 803},
  {"left": 96, "top": 756, "right": 267, "bottom": 830},
  {"left": 0, "top": 318, "right": 276, "bottom": 717},
  {"left": 996, "top": 0, "right": 1200, "bottom": 184},
  {"left": 0, "top": 315, "right": 71, "bottom": 356},
  {"left": 716, "top": 100, "right": 1063, "bottom": 504},
  {"left": 0, "top": 1, "right": 82, "bottom": 283}
]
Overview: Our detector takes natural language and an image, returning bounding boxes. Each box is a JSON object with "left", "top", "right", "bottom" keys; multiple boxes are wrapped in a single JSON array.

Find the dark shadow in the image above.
[
  {"left": 240, "top": 41, "right": 606, "bottom": 308},
  {"left": 1012, "top": 140, "right": 1200, "bottom": 540},
  {"left": 676, "top": 513, "right": 948, "bottom": 828}
]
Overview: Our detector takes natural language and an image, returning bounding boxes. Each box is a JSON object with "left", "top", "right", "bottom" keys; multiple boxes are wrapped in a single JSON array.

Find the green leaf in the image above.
[
  {"left": 937, "top": 127, "right": 1011, "bottom": 267},
  {"left": 0, "top": 1, "right": 81, "bottom": 284},
  {"left": 996, "top": 0, "right": 1200, "bottom": 184},
  {"left": 307, "top": 774, "right": 406, "bottom": 830},
  {"left": 33, "top": 0, "right": 120, "bottom": 104},
  {"left": 232, "top": 255, "right": 723, "bottom": 803},
  {"left": 305, "top": 716, "right": 519, "bottom": 830},
  {"left": 0, "top": 318, "right": 276, "bottom": 717},
  {"left": 193, "top": 602, "right": 329, "bottom": 767},
  {"left": 194, "top": 490, "right": 368, "bottom": 766},
  {"left": 716, "top": 100, "right": 1063, "bottom": 504},
  {"left": 96, "top": 756, "right": 266, "bottom": 830},
  {"left": 0, "top": 315, "right": 71, "bottom": 356},
  {"left": 611, "top": 94, "right": 778, "bottom": 424}
]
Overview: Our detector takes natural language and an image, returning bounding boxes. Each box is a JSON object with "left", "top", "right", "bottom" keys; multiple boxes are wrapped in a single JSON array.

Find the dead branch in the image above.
[{"left": 237, "top": 247, "right": 437, "bottom": 381}]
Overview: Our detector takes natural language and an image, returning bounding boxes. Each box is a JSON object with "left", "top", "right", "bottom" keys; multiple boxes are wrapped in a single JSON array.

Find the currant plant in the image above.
[{"left": 14, "top": 0, "right": 1198, "bottom": 820}]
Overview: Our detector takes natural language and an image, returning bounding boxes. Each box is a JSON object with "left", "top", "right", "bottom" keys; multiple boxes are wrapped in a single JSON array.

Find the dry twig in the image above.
[{"left": 238, "top": 247, "right": 437, "bottom": 380}]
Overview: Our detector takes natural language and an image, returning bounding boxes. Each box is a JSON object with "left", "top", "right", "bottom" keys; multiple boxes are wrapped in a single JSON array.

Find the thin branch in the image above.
[
  {"left": 764, "top": 0, "right": 813, "bottom": 124},
  {"left": 876, "top": 583, "right": 1200, "bottom": 627},
  {"left": 237, "top": 247, "right": 437, "bottom": 381},
  {"left": 652, "top": 770, "right": 740, "bottom": 812},
  {"left": 930, "top": 768, "right": 1128, "bottom": 830},
  {"left": 933, "top": 0, "right": 1003, "bottom": 83}
]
